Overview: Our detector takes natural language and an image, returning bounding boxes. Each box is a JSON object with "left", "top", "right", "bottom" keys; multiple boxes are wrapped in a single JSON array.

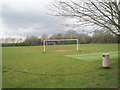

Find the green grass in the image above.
[{"left": 2, "top": 44, "right": 119, "bottom": 88}]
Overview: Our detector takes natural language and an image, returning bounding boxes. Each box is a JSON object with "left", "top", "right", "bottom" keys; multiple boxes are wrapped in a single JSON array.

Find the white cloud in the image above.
[
  {"left": 1, "top": 0, "right": 66, "bottom": 38},
  {"left": 2, "top": 0, "right": 54, "bottom": 14},
  {"left": 1, "top": 0, "right": 89, "bottom": 38}
]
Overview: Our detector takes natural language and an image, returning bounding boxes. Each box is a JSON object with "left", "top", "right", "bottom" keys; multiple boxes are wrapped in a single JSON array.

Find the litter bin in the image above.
[{"left": 102, "top": 53, "right": 110, "bottom": 69}]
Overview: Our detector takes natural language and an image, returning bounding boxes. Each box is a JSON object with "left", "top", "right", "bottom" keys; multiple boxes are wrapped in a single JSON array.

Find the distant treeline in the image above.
[{"left": 2, "top": 30, "right": 119, "bottom": 47}]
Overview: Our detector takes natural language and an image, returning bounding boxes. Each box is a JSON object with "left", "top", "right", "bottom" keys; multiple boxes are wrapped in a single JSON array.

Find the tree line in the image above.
[{"left": 2, "top": 30, "right": 119, "bottom": 47}]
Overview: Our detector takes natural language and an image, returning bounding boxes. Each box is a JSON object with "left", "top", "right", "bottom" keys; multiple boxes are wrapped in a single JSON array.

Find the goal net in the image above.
[{"left": 43, "top": 39, "right": 79, "bottom": 52}]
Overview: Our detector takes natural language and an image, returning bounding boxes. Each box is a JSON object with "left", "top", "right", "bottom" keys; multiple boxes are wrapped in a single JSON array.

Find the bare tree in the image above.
[
  {"left": 11, "top": 38, "right": 16, "bottom": 45},
  {"left": 41, "top": 34, "right": 49, "bottom": 40},
  {"left": 78, "top": 34, "right": 91, "bottom": 44},
  {"left": 92, "top": 30, "right": 118, "bottom": 43},
  {"left": 19, "top": 38, "right": 23, "bottom": 43},
  {"left": 15, "top": 38, "right": 24, "bottom": 43},
  {"left": 4, "top": 38, "right": 9, "bottom": 44},
  {"left": 4, "top": 38, "right": 12, "bottom": 43},
  {"left": 64, "top": 30, "right": 78, "bottom": 38},
  {"left": 51, "top": 0, "right": 120, "bottom": 36},
  {"left": 50, "top": 33, "right": 64, "bottom": 39},
  {"left": 24, "top": 36, "right": 40, "bottom": 46}
]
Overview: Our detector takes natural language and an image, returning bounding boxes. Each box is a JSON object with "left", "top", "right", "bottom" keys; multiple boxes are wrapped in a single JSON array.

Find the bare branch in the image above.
[{"left": 51, "top": 0, "right": 120, "bottom": 36}]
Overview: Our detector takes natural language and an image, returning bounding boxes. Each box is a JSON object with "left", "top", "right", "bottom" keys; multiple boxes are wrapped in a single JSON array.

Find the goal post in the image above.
[{"left": 43, "top": 39, "right": 79, "bottom": 52}]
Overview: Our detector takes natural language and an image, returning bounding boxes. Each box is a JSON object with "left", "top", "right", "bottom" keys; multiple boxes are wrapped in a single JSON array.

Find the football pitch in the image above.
[{"left": 2, "top": 44, "right": 119, "bottom": 88}]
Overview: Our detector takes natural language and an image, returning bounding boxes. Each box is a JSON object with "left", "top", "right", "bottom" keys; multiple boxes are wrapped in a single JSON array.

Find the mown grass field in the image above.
[{"left": 2, "top": 44, "right": 119, "bottom": 88}]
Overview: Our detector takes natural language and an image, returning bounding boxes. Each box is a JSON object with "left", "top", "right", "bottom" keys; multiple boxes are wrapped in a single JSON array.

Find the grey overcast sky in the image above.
[
  {"left": 1, "top": 0, "right": 78, "bottom": 38},
  {"left": 1, "top": 0, "right": 119, "bottom": 38}
]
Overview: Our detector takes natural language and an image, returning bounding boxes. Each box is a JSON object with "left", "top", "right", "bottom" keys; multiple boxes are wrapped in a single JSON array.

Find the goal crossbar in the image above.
[{"left": 43, "top": 39, "right": 79, "bottom": 52}]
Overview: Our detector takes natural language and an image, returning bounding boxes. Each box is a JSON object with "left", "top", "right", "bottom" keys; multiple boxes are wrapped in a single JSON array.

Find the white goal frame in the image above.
[{"left": 43, "top": 39, "right": 79, "bottom": 52}]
